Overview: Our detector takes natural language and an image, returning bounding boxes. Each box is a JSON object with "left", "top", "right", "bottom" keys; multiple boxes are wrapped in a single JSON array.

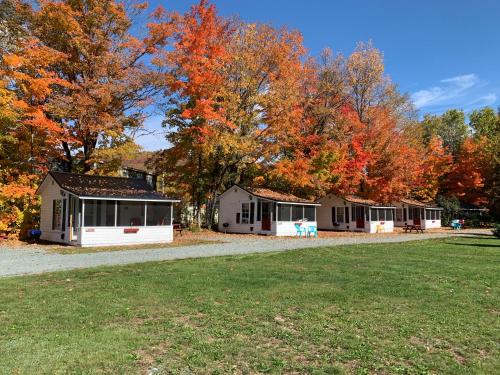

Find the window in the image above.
[
  {"left": 117, "top": 201, "right": 145, "bottom": 226},
  {"left": 304, "top": 206, "right": 316, "bottom": 221},
  {"left": 292, "top": 205, "right": 304, "bottom": 221},
  {"left": 396, "top": 208, "right": 403, "bottom": 222},
  {"left": 241, "top": 203, "right": 250, "bottom": 224},
  {"left": 84, "top": 200, "right": 116, "bottom": 227},
  {"left": 236, "top": 212, "right": 240, "bottom": 224},
  {"left": 52, "top": 199, "right": 62, "bottom": 230},
  {"left": 278, "top": 204, "right": 292, "bottom": 221},
  {"left": 147, "top": 202, "right": 172, "bottom": 226},
  {"left": 331, "top": 207, "right": 336, "bottom": 223},
  {"left": 336, "top": 207, "right": 344, "bottom": 223}
]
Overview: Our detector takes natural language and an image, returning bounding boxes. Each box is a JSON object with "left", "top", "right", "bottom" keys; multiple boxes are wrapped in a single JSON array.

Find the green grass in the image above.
[{"left": 0, "top": 236, "right": 498, "bottom": 374}]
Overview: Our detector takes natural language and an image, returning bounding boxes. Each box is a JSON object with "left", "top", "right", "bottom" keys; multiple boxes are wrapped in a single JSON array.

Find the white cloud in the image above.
[
  {"left": 468, "top": 93, "right": 497, "bottom": 106},
  {"left": 411, "top": 74, "right": 480, "bottom": 109}
]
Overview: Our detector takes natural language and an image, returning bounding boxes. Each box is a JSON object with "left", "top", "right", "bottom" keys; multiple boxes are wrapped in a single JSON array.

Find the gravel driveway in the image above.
[{"left": 0, "top": 229, "right": 492, "bottom": 278}]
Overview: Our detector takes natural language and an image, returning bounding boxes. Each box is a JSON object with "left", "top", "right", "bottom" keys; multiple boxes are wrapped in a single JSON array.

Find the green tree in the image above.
[
  {"left": 421, "top": 109, "right": 469, "bottom": 156},
  {"left": 469, "top": 107, "right": 499, "bottom": 139}
]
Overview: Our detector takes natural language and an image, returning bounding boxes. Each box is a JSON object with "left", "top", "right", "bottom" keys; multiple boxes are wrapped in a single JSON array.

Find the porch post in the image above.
[
  {"left": 114, "top": 201, "right": 117, "bottom": 227},
  {"left": 81, "top": 199, "right": 85, "bottom": 228},
  {"left": 144, "top": 202, "right": 147, "bottom": 227}
]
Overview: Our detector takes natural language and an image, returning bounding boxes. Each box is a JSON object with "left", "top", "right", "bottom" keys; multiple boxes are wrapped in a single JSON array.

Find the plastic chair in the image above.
[
  {"left": 307, "top": 225, "right": 318, "bottom": 238},
  {"left": 294, "top": 223, "right": 306, "bottom": 237},
  {"left": 451, "top": 220, "right": 462, "bottom": 230}
]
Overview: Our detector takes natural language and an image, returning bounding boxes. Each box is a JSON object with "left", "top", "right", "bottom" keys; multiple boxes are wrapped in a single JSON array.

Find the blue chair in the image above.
[
  {"left": 294, "top": 223, "right": 307, "bottom": 237},
  {"left": 307, "top": 225, "right": 318, "bottom": 238},
  {"left": 451, "top": 220, "right": 462, "bottom": 230}
]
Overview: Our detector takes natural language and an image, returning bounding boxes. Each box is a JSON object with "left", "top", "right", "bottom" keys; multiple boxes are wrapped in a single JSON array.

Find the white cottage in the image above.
[
  {"left": 217, "top": 185, "right": 320, "bottom": 236},
  {"left": 393, "top": 198, "right": 442, "bottom": 229},
  {"left": 317, "top": 194, "right": 396, "bottom": 233},
  {"left": 36, "top": 171, "right": 179, "bottom": 247}
]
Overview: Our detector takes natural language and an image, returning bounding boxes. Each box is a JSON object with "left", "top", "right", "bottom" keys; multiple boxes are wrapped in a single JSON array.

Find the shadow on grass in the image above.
[{"left": 445, "top": 240, "right": 500, "bottom": 248}]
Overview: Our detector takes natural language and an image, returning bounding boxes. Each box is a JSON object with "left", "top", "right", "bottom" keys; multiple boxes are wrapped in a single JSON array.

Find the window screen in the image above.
[
  {"left": 278, "top": 204, "right": 292, "bottom": 221},
  {"left": 292, "top": 205, "right": 304, "bottom": 221},
  {"left": 147, "top": 202, "right": 172, "bottom": 226},
  {"left": 117, "top": 201, "right": 145, "bottom": 226},
  {"left": 304, "top": 206, "right": 315, "bottom": 221}
]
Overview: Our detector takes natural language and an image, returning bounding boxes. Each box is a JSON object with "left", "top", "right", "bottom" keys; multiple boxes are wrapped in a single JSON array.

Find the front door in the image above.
[
  {"left": 412, "top": 207, "right": 421, "bottom": 225},
  {"left": 355, "top": 206, "right": 365, "bottom": 229},
  {"left": 261, "top": 202, "right": 271, "bottom": 231}
]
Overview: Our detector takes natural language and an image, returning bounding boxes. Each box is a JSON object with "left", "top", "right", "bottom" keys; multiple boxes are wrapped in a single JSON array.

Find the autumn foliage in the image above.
[{"left": 0, "top": 0, "right": 498, "bottom": 235}]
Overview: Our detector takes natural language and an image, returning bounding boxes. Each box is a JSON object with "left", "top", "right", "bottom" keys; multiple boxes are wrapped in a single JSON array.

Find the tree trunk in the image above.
[{"left": 61, "top": 141, "right": 73, "bottom": 172}]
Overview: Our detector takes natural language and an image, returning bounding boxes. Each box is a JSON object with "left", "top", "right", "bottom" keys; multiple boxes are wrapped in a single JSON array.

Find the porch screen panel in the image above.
[
  {"left": 437, "top": 211, "right": 441, "bottom": 220},
  {"left": 117, "top": 201, "right": 145, "bottom": 226},
  {"left": 84, "top": 200, "right": 116, "bottom": 226},
  {"left": 256, "top": 200, "right": 261, "bottom": 221},
  {"left": 278, "top": 204, "right": 292, "bottom": 221},
  {"left": 426, "top": 210, "right": 431, "bottom": 220},
  {"left": 371, "top": 208, "right": 378, "bottom": 221},
  {"left": 385, "top": 209, "right": 393, "bottom": 221},
  {"left": 345, "top": 207, "right": 349, "bottom": 223},
  {"left": 292, "top": 205, "right": 304, "bottom": 221},
  {"left": 304, "top": 206, "right": 315, "bottom": 221},
  {"left": 147, "top": 202, "right": 172, "bottom": 226}
]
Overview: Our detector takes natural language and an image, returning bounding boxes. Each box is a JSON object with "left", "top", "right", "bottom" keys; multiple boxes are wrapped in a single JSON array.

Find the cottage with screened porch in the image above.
[
  {"left": 316, "top": 194, "right": 396, "bottom": 233},
  {"left": 36, "top": 171, "right": 179, "bottom": 247},
  {"left": 393, "top": 198, "right": 442, "bottom": 229},
  {"left": 217, "top": 185, "right": 320, "bottom": 236}
]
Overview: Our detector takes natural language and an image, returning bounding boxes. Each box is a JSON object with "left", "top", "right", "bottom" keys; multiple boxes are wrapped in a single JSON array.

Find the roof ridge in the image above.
[{"left": 50, "top": 170, "right": 141, "bottom": 182}]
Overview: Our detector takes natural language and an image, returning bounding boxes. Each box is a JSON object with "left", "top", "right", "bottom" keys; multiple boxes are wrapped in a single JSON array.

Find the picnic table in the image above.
[
  {"left": 173, "top": 223, "right": 184, "bottom": 236},
  {"left": 403, "top": 224, "right": 424, "bottom": 233}
]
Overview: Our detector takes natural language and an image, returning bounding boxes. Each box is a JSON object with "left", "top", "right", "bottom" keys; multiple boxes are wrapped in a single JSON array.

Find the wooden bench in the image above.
[
  {"left": 403, "top": 224, "right": 424, "bottom": 233},
  {"left": 173, "top": 223, "right": 184, "bottom": 236}
]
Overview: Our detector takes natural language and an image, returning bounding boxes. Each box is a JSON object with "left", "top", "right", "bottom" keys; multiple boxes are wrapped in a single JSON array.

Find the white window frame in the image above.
[{"left": 241, "top": 202, "right": 250, "bottom": 224}]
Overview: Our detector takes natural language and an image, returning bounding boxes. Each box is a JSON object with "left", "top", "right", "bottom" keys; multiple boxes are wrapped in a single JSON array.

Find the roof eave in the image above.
[{"left": 77, "top": 195, "right": 180, "bottom": 202}]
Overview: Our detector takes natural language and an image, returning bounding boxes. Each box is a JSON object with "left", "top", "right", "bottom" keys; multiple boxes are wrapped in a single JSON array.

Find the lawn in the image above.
[{"left": 0, "top": 236, "right": 498, "bottom": 374}]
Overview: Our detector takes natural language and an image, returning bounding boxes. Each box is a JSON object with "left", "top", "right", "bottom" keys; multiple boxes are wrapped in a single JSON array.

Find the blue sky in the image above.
[{"left": 137, "top": 0, "right": 500, "bottom": 150}]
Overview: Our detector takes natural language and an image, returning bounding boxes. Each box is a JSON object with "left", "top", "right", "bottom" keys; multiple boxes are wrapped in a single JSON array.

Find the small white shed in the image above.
[
  {"left": 36, "top": 171, "right": 179, "bottom": 247},
  {"left": 317, "top": 194, "right": 396, "bottom": 233},
  {"left": 217, "top": 185, "right": 320, "bottom": 236},
  {"left": 393, "top": 198, "right": 443, "bottom": 229}
]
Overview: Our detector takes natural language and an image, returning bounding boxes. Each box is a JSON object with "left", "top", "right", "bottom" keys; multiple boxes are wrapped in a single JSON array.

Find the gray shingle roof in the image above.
[{"left": 48, "top": 171, "right": 177, "bottom": 201}]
